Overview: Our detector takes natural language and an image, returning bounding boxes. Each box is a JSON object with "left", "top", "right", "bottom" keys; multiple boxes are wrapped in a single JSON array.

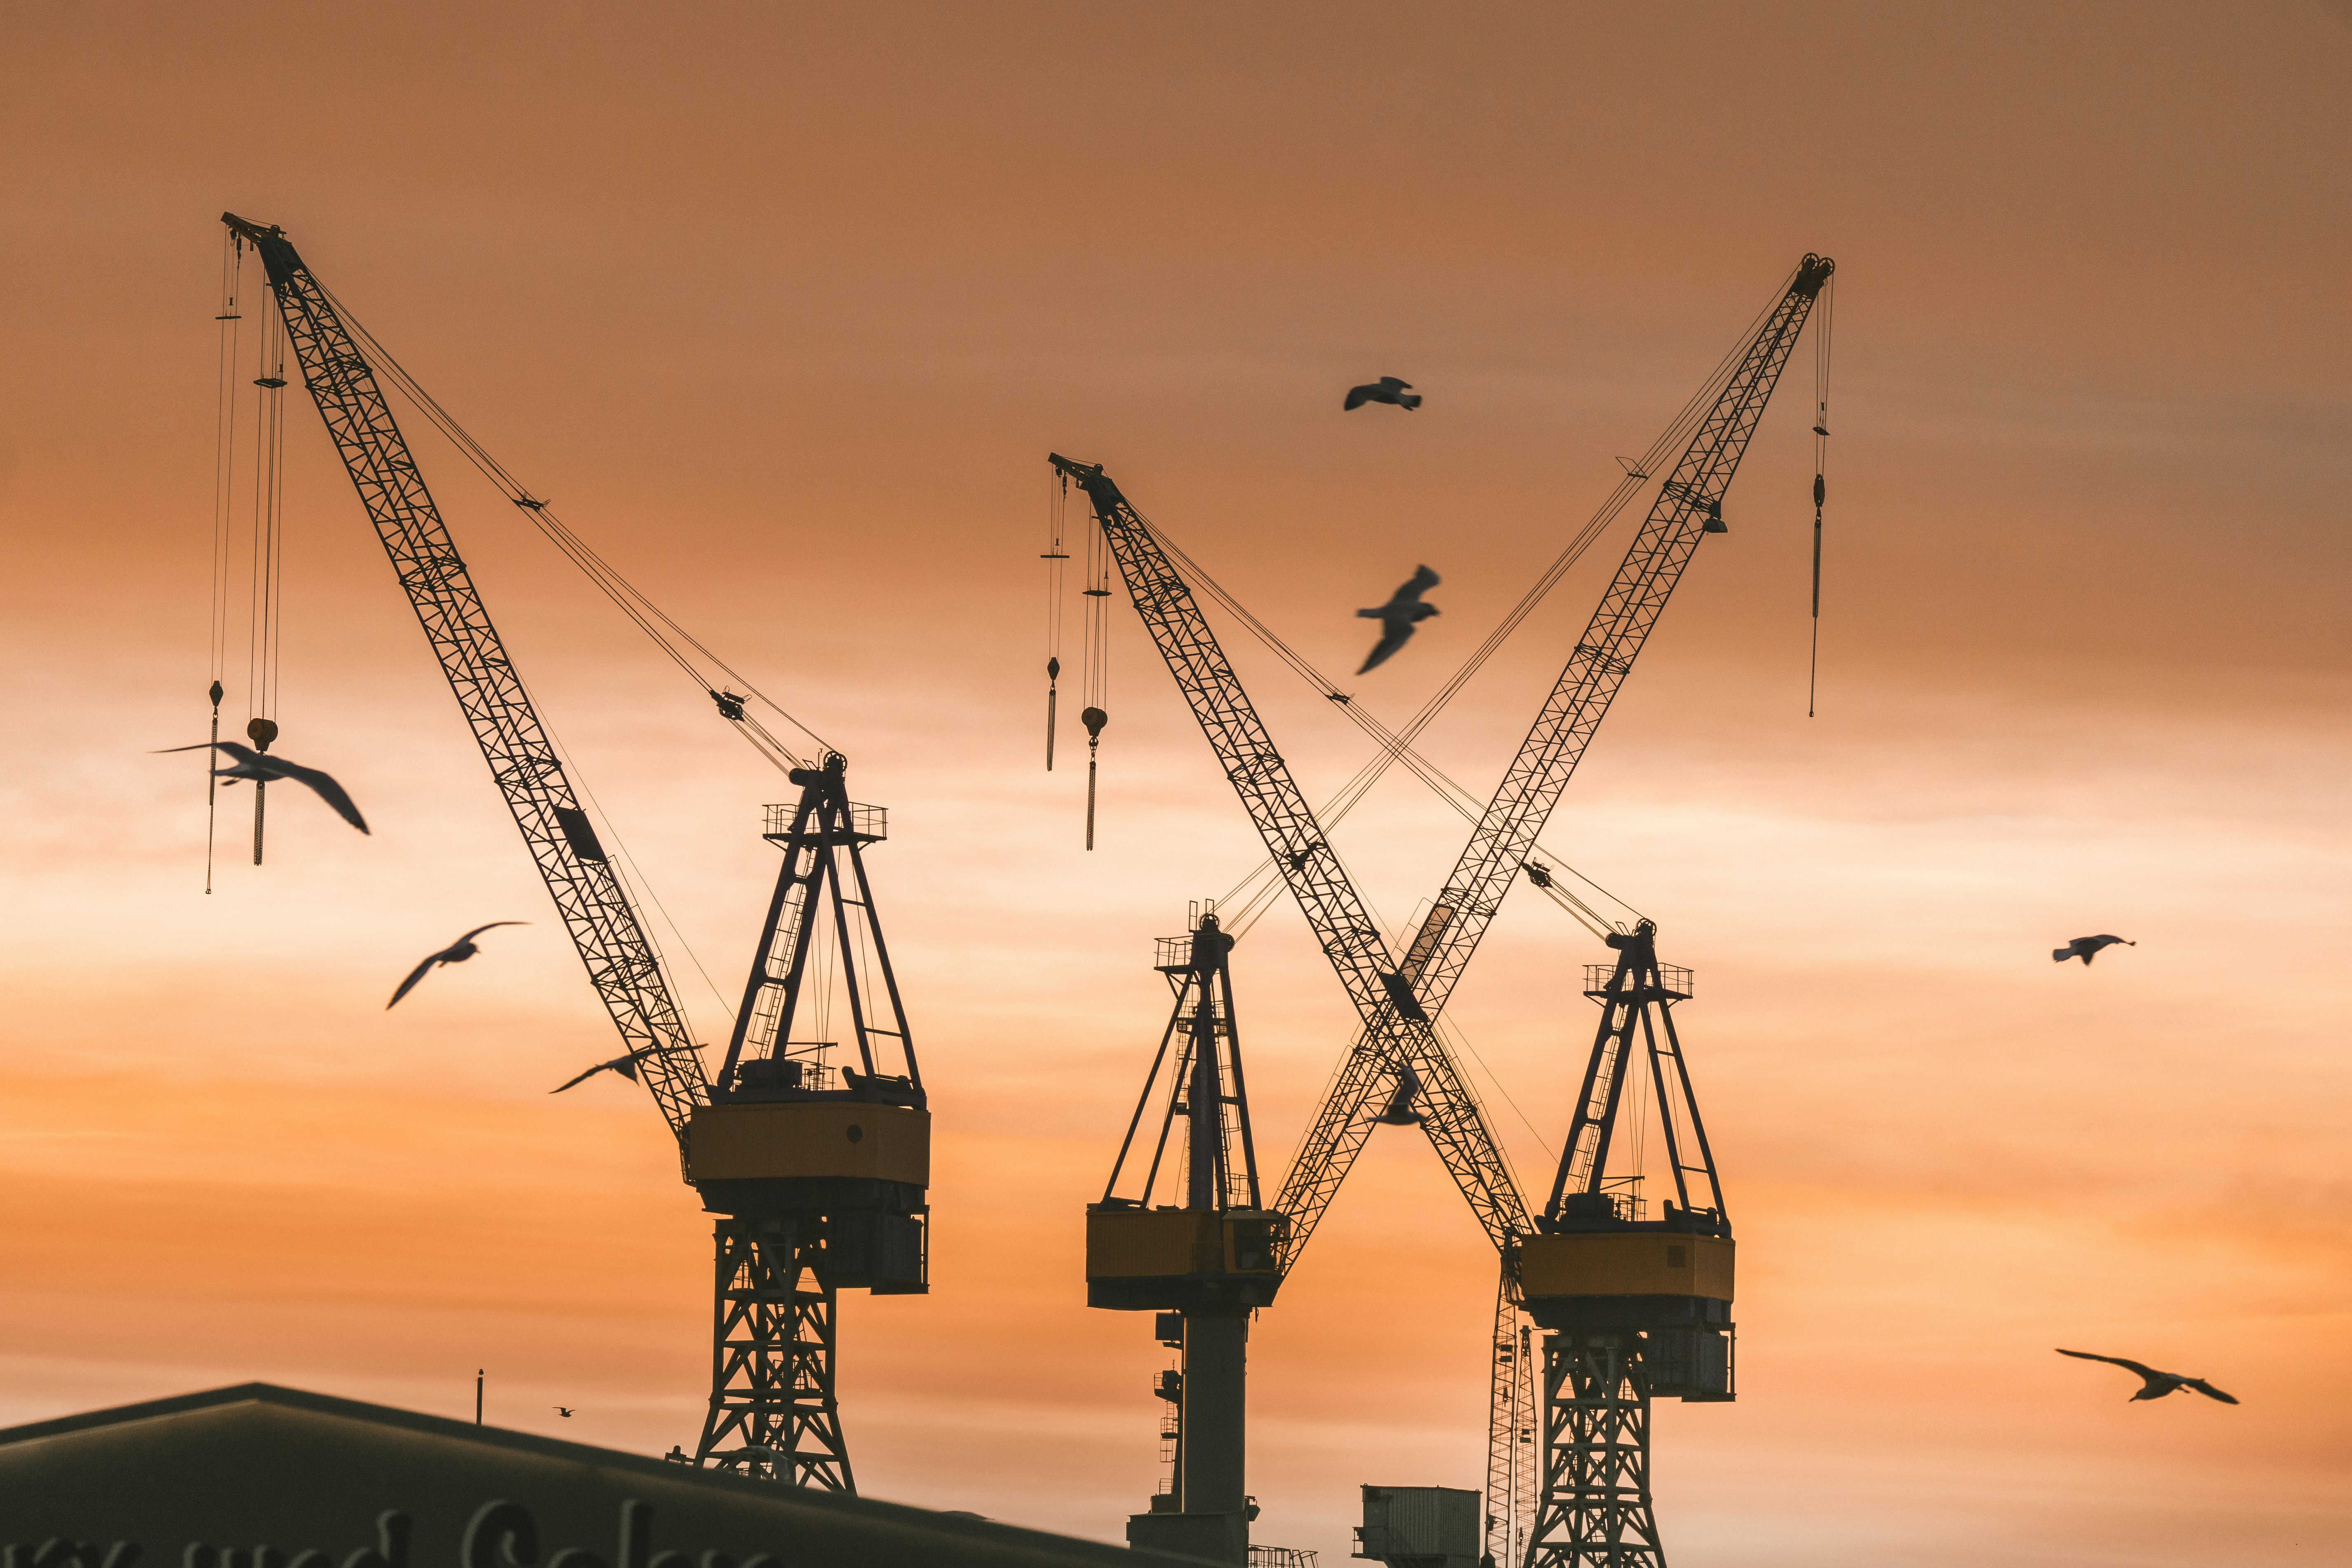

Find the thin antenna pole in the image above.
[{"left": 476, "top": 1368, "right": 484, "bottom": 1425}]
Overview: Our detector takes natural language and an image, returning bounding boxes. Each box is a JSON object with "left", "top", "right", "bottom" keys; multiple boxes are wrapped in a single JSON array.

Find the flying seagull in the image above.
[
  {"left": 550, "top": 1048, "right": 657, "bottom": 1095},
  {"left": 2055, "top": 1349, "right": 2237, "bottom": 1404},
  {"left": 553, "top": 1406, "right": 574, "bottom": 1418},
  {"left": 1371, "top": 1062, "right": 1424, "bottom": 1126},
  {"left": 2053, "top": 934, "right": 2136, "bottom": 965},
  {"left": 388, "top": 922, "right": 528, "bottom": 1009},
  {"left": 156, "top": 741, "right": 368, "bottom": 833},
  {"left": 1357, "top": 565, "right": 1442, "bottom": 675},
  {"left": 1344, "top": 376, "right": 1421, "bottom": 412}
]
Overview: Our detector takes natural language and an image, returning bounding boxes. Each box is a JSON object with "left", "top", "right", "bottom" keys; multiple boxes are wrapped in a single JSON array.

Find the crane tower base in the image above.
[
  {"left": 1524, "top": 1333, "right": 1665, "bottom": 1568},
  {"left": 694, "top": 1215, "right": 854, "bottom": 1490}
]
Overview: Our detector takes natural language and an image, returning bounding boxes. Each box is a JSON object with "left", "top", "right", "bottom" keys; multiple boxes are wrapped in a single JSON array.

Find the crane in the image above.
[
  {"left": 1056, "top": 250, "right": 1832, "bottom": 1568},
  {"left": 1089, "top": 907, "right": 1282, "bottom": 1564},
  {"left": 219, "top": 213, "right": 927, "bottom": 1492}
]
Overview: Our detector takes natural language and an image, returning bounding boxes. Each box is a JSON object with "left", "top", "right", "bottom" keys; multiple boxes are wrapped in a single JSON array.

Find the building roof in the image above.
[{"left": 0, "top": 1382, "right": 1205, "bottom": 1566}]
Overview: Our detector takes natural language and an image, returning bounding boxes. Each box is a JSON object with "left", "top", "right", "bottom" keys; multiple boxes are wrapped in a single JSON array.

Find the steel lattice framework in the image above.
[
  {"left": 1529, "top": 1337, "right": 1664, "bottom": 1568},
  {"left": 1488, "top": 1274, "right": 1541, "bottom": 1568},
  {"left": 1059, "top": 253, "right": 1831, "bottom": 1568},
  {"left": 1049, "top": 455, "right": 1534, "bottom": 1265},
  {"left": 1278, "top": 255, "right": 1835, "bottom": 1281},
  {"left": 225, "top": 213, "right": 708, "bottom": 1146},
  {"left": 699, "top": 1218, "right": 854, "bottom": 1490},
  {"left": 226, "top": 215, "right": 921, "bottom": 1498}
]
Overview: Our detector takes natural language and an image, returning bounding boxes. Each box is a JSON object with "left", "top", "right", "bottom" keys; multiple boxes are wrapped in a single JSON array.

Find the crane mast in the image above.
[{"left": 220, "top": 212, "right": 706, "bottom": 1143}]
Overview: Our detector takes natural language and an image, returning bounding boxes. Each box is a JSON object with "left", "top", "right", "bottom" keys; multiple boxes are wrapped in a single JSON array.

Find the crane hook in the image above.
[
  {"left": 1081, "top": 706, "right": 1108, "bottom": 851},
  {"left": 1045, "top": 656, "right": 1061, "bottom": 772}
]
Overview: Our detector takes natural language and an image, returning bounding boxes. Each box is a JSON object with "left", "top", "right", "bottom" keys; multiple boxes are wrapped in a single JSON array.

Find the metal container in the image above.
[{"left": 1352, "top": 1485, "right": 1479, "bottom": 1567}]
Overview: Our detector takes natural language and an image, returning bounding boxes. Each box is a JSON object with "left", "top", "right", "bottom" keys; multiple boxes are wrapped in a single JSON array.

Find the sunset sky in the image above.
[{"left": 4, "top": 3, "right": 2350, "bottom": 1563}]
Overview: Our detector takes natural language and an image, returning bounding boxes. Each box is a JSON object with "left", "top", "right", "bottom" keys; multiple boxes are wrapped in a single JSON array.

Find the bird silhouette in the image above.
[
  {"left": 1344, "top": 376, "right": 1421, "bottom": 411},
  {"left": 2053, "top": 934, "right": 2135, "bottom": 965},
  {"left": 1356, "top": 565, "right": 1441, "bottom": 674},
  {"left": 387, "top": 923, "right": 527, "bottom": 1009},
  {"left": 1371, "top": 1062, "right": 1423, "bottom": 1126},
  {"left": 553, "top": 1406, "right": 574, "bottom": 1418},
  {"left": 550, "top": 1048, "right": 657, "bottom": 1094},
  {"left": 2055, "top": 1349, "right": 2237, "bottom": 1404},
  {"left": 156, "top": 741, "right": 369, "bottom": 833}
]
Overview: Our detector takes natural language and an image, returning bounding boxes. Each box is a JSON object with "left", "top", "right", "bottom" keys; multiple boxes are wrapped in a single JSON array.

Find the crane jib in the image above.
[
  {"left": 222, "top": 213, "right": 710, "bottom": 1159},
  {"left": 1051, "top": 252, "right": 1831, "bottom": 1279},
  {"left": 1049, "top": 454, "right": 1533, "bottom": 1268}
]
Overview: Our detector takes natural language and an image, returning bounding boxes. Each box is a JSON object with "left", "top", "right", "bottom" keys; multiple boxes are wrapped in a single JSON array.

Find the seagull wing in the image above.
[
  {"left": 550, "top": 1059, "right": 619, "bottom": 1094},
  {"left": 2182, "top": 1378, "right": 2238, "bottom": 1405},
  {"left": 1357, "top": 623, "right": 1414, "bottom": 675},
  {"left": 271, "top": 758, "right": 370, "bottom": 834},
  {"left": 155, "top": 741, "right": 259, "bottom": 762},
  {"left": 1344, "top": 383, "right": 1376, "bottom": 411},
  {"left": 1379, "top": 377, "right": 1411, "bottom": 390},
  {"left": 452, "top": 921, "right": 527, "bottom": 947},
  {"left": 1402, "top": 564, "right": 1440, "bottom": 597},
  {"left": 2056, "top": 1349, "right": 2161, "bottom": 1378},
  {"left": 386, "top": 952, "right": 443, "bottom": 1010}
]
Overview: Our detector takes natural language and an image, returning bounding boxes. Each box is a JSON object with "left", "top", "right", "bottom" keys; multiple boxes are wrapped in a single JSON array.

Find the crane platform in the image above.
[{"left": 1085, "top": 1202, "right": 1286, "bottom": 1311}]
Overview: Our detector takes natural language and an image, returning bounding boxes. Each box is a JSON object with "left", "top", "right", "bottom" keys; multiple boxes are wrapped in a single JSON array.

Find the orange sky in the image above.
[{"left": 4, "top": 4, "right": 2350, "bottom": 1563}]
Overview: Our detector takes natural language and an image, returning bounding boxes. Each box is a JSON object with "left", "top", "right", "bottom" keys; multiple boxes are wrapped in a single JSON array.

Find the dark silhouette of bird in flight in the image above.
[
  {"left": 388, "top": 923, "right": 528, "bottom": 1009},
  {"left": 550, "top": 1048, "right": 657, "bottom": 1094},
  {"left": 553, "top": 1406, "right": 574, "bottom": 1418},
  {"left": 157, "top": 741, "right": 369, "bottom": 833},
  {"left": 2056, "top": 1349, "right": 2237, "bottom": 1404},
  {"left": 1371, "top": 1062, "right": 1424, "bottom": 1126},
  {"left": 1344, "top": 376, "right": 1421, "bottom": 411},
  {"left": 1357, "top": 566, "right": 1442, "bottom": 674},
  {"left": 2054, "top": 934, "right": 2135, "bottom": 965}
]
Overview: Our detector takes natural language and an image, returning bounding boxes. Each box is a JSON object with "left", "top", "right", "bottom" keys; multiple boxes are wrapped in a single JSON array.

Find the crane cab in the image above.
[
  {"left": 687, "top": 1073, "right": 930, "bottom": 1295},
  {"left": 1516, "top": 1209, "right": 1735, "bottom": 1401},
  {"left": 1085, "top": 1202, "right": 1287, "bottom": 1311},
  {"left": 687, "top": 1098, "right": 930, "bottom": 1186}
]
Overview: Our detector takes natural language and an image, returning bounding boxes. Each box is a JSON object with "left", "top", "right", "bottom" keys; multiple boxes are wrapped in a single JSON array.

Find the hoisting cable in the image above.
[
  {"left": 246, "top": 294, "right": 291, "bottom": 865},
  {"left": 205, "top": 228, "right": 244, "bottom": 893},
  {"left": 531, "top": 692, "right": 741, "bottom": 1035},
  {"left": 1137, "top": 512, "right": 1639, "bottom": 942},
  {"left": 1114, "top": 268, "right": 1803, "bottom": 940},
  {"left": 1808, "top": 270, "right": 1836, "bottom": 718},
  {"left": 312, "top": 282, "right": 828, "bottom": 773},
  {"left": 1044, "top": 469, "right": 1070, "bottom": 769},
  {"left": 1080, "top": 489, "right": 1112, "bottom": 848},
  {"left": 1437, "top": 1009, "right": 1552, "bottom": 1163},
  {"left": 234, "top": 254, "right": 737, "bottom": 1039}
]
